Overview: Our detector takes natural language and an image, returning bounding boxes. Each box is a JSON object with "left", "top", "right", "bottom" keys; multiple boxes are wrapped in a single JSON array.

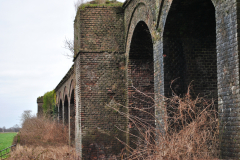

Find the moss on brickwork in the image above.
[
  {"left": 79, "top": 2, "right": 123, "bottom": 10},
  {"left": 42, "top": 90, "right": 57, "bottom": 116},
  {"left": 74, "top": 5, "right": 124, "bottom": 58}
]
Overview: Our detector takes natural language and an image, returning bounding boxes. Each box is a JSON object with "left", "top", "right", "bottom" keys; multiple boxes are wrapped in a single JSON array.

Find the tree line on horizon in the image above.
[{"left": 0, "top": 125, "right": 20, "bottom": 133}]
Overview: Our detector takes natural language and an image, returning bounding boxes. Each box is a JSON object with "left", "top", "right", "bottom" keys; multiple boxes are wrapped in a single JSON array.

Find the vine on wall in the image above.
[{"left": 42, "top": 90, "right": 57, "bottom": 117}]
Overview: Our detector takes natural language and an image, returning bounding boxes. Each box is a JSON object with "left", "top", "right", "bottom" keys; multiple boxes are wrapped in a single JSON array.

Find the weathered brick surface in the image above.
[
  {"left": 38, "top": 0, "right": 240, "bottom": 158},
  {"left": 70, "top": 90, "right": 75, "bottom": 145},
  {"left": 127, "top": 21, "right": 155, "bottom": 148},
  {"left": 123, "top": 0, "right": 156, "bottom": 41},
  {"left": 154, "top": 0, "right": 240, "bottom": 158},
  {"left": 74, "top": 6, "right": 124, "bottom": 57},
  {"left": 74, "top": 6, "right": 126, "bottom": 159},
  {"left": 55, "top": 65, "right": 76, "bottom": 146},
  {"left": 215, "top": 0, "right": 240, "bottom": 158},
  {"left": 163, "top": 0, "right": 217, "bottom": 100},
  {"left": 78, "top": 52, "right": 126, "bottom": 158}
]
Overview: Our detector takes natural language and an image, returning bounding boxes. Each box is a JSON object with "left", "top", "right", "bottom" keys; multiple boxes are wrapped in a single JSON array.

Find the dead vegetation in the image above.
[
  {"left": 9, "top": 86, "right": 219, "bottom": 159},
  {"left": 114, "top": 86, "right": 219, "bottom": 160},
  {"left": 8, "top": 145, "right": 77, "bottom": 160},
  {"left": 13, "top": 116, "right": 68, "bottom": 147},
  {"left": 9, "top": 116, "right": 77, "bottom": 160}
]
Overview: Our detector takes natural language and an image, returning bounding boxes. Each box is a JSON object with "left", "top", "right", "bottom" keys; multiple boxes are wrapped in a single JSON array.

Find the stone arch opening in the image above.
[
  {"left": 128, "top": 21, "right": 154, "bottom": 148},
  {"left": 59, "top": 100, "right": 63, "bottom": 122},
  {"left": 64, "top": 95, "right": 69, "bottom": 125},
  {"left": 70, "top": 89, "right": 75, "bottom": 145},
  {"left": 163, "top": 0, "right": 217, "bottom": 126}
]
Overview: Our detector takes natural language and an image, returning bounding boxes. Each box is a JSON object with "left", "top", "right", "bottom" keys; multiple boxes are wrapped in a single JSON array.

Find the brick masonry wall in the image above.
[
  {"left": 74, "top": 6, "right": 125, "bottom": 56},
  {"left": 70, "top": 90, "right": 75, "bottom": 145},
  {"left": 123, "top": 0, "right": 156, "bottom": 41},
  {"left": 128, "top": 21, "right": 155, "bottom": 148},
  {"left": 74, "top": 6, "right": 126, "bottom": 159},
  {"left": 78, "top": 52, "right": 126, "bottom": 159},
  {"left": 163, "top": 0, "right": 217, "bottom": 100},
  {"left": 215, "top": 0, "right": 240, "bottom": 158},
  {"left": 55, "top": 65, "right": 76, "bottom": 146},
  {"left": 152, "top": 0, "right": 240, "bottom": 158},
  {"left": 45, "top": 0, "right": 240, "bottom": 158}
]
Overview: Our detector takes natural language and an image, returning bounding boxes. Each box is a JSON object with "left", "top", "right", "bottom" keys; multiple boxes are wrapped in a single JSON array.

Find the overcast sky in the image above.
[{"left": 0, "top": 0, "right": 125, "bottom": 128}]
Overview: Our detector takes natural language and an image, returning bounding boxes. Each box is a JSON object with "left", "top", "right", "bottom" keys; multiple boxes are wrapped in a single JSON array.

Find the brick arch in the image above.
[
  {"left": 163, "top": 0, "right": 216, "bottom": 95},
  {"left": 154, "top": 0, "right": 218, "bottom": 99},
  {"left": 161, "top": 0, "right": 217, "bottom": 135},
  {"left": 58, "top": 91, "right": 62, "bottom": 105},
  {"left": 59, "top": 99, "right": 63, "bottom": 122},
  {"left": 152, "top": 0, "right": 240, "bottom": 157},
  {"left": 64, "top": 93, "right": 69, "bottom": 125},
  {"left": 69, "top": 79, "right": 75, "bottom": 145},
  {"left": 63, "top": 86, "right": 69, "bottom": 101},
  {"left": 125, "top": 3, "right": 154, "bottom": 54},
  {"left": 157, "top": 0, "right": 216, "bottom": 35},
  {"left": 126, "top": 18, "right": 155, "bottom": 148},
  {"left": 69, "top": 79, "right": 75, "bottom": 97}
]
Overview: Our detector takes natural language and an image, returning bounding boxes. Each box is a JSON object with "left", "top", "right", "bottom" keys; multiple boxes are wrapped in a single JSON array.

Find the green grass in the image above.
[{"left": 0, "top": 132, "right": 17, "bottom": 158}]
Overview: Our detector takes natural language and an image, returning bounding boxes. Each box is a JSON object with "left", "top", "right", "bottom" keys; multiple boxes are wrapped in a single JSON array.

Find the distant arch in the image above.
[
  {"left": 64, "top": 86, "right": 68, "bottom": 100},
  {"left": 59, "top": 99, "right": 63, "bottom": 122},
  {"left": 70, "top": 89, "right": 75, "bottom": 145},
  {"left": 64, "top": 95, "right": 69, "bottom": 125},
  {"left": 69, "top": 79, "right": 74, "bottom": 96}
]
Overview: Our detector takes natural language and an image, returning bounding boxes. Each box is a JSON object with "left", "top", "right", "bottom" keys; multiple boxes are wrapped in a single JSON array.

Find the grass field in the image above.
[{"left": 0, "top": 133, "right": 17, "bottom": 151}]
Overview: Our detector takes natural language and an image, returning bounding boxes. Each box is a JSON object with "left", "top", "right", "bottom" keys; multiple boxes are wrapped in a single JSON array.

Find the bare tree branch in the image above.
[
  {"left": 63, "top": 38, "right": 74, "bottom": 59},
  {"left": 74, "top": 0, "right": 85, "bottom": 12}
]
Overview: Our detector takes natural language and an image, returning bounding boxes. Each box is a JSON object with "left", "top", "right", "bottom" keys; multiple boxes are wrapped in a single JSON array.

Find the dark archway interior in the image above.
[
  {"left": 163, "top": 0, "right": 217, "bottom": 100},
  {"left": 64, "top": 95, "right": 69, "bottom": 124},
  {"left": 59, "top": 100, "right": 63, "bottom": 122},
  {"left": 128, "top": 21, "right": 154, "bottom": 148},
  {"left": 163, "top": 0, "right": 217, "bottom": 130},
  {"left": 70, "top": 89, "right": 75, "bottom": 145}
]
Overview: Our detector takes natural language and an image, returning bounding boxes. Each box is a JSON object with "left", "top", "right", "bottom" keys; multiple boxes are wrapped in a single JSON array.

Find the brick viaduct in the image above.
[{"left": 37, "top": 0, "right": 240, "bottom": 158}]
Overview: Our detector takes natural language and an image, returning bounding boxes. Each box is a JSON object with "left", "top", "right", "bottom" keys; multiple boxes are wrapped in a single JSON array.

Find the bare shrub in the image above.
[
  {"left": 14, "top": 116, "right": 68, "bottom": 147},
  {"left": 9, "top": 145, "right": 77, "bottom": 160},
  {"left": 112, "top": 86, "right": 219, "bottom": 160},
  {"left": 20, "top": 110, "right": 33, "bottom": 126}
]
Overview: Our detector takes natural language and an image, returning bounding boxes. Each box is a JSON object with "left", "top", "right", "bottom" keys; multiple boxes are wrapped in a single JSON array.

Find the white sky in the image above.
[{"left": 0, "top": 0, "right": 125, "bottom": 128}]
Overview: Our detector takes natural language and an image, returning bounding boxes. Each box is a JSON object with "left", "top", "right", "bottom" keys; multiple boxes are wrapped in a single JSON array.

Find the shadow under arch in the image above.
[
  {"left": 59, "top": 99, "right": 63, "bottom": 122},
  {"left": 70, "top": 89, "right": 75, "bottom": 145},
  {"left": 64, "top": 95, "right": 69, "bottom": 125},
  {"left": 163, "top": 0, "right": 217, "bottom": 129},
  {"left": 128, "top": 21, "right": 155, "bottom": 149}
]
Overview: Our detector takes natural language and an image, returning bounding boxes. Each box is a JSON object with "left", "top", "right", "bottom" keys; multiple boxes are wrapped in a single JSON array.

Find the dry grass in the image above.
[
  {"left": 8, "top": 116, "right": 75, "bottom": 159},
  {"left": 9, "top": 86, "right": 219, "bottom": 159},
  {"left": 113, "top": 86, "right": 219, "bottom": 160},
  {"left": 13, "top": 116, "right": 68, "bottom": 147},
  {"left": 8, "top": 145, "right": 77, "bottom": 160}
]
